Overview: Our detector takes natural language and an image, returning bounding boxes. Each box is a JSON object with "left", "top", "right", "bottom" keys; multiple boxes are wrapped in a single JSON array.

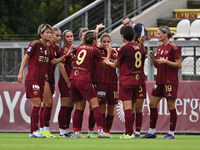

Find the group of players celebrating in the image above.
[{"left": 18, "top": 21, "right": 181, "bottom": 139}]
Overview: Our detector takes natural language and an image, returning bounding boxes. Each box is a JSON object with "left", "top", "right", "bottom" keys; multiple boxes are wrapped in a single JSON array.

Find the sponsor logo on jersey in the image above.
[
  {"left": 27, "top": 47, "right": 32, "bottom": 52},
  {"left": 39, "top": 56, "right": 49, "bottom": 63}
]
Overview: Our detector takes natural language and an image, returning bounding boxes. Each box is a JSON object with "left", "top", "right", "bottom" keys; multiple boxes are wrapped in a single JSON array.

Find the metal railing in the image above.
[
  {"left": 54, "top": 0, "right": 160, "bottom": 40},
  {"left": 0, "top": 40, "right": 200, "bottom": 82}
]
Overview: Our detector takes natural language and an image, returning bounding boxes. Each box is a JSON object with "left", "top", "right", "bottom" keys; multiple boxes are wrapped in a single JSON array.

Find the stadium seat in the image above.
[
  {"left": 189, "top": 19, "right": 200, "bottom": 37},
  {"left": 189, "top": 38, "right": 200, "bottom": 56},
  {"left": 174, "top": 19, "right": 190, "bottom": 38},
  {"left": 181, "top": 47, "right": 194, "bottom": 56},
  {"left": 196, "top": 58, "right": 200, "bottom": 75},
  {"left": 182, "top": 57, "right": 194, "bottom": 75},
  {"left": 196, "top": 47, "right": 200, "bottom": 56},
  {"left": 176, "top": 38, "right": 186, "bottom": 41},
  {"left": 190, "top": 38, "right": 200, "bottom": 41},
  {"left": 149, "top": 38, "right": 158, "bottom": 41}
]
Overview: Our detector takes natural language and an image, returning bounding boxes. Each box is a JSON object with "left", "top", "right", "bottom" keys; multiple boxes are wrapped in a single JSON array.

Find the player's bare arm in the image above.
[
  {"left": 157, "top": 58, "right": 182, "bottom": 69},
  {"left": 138, "top": 35, "right": 147, "bottom": 53},
  {"left": 18, "top": 54, "right": 30, "bottom": 83},
  {"left": 59, "top": 62, "right": 71, "bottom": 89},
  {"left": 95, "top": 23, "right": 105, "bottom": 33},
  {"left": 50, "top": 47, "right": 73, "bottom": 65}
]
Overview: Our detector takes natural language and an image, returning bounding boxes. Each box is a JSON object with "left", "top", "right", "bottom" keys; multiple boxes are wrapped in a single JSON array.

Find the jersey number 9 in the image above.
[{"left": 76, "top": 49, "right": 87, "bottom": 65}]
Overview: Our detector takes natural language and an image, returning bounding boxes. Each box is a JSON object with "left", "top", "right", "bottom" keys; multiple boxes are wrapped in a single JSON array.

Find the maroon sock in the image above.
[
  {"left": 31, "top": 106, "right": 40, "bottom": 132},
  {"left": 39, "top": 107, "right": 44, "bottom": 128},
  {"left": 105, "top": 114, "right": 114, "bottom": 133},
  {"left": 93, "top": 107, "right": 103, "bottom": 129},
  {"left": 132, "top": 113, "right": 135, "bottom": 131},
  {"left": 66, "top": 107, "right": 73, "bottom": 128},
  {"left": 79, "top": 110, "right": 84, "bottom": 131},
  {"left": 43, "top": 106, "right": 52, "bottom": 127},
  {"left": 102, "top": 113, "right": 106, "bottom": 129},
  {"left": 125, "top": 109, "right": 133, "bottom": 135},
  {"left": 73, "top": 109, "right": 84, "bottom": 132},
  {"left": 30, "top": 114, "right": 33, "bottom": 134},
  {"left": 170, "top": 109, "right": 177, "bottom": 131},
  {"left": 136, "top": 112, "right": 142, "bottom": 132},
  {"left": 88, "top": 110, "right": 95, "bottom": 131},
  {"left": 58, "top": 106, "right": 68, "bottom": 129},
  {"left": 150, "top": 108, "right": 158, "bottom": 129}
]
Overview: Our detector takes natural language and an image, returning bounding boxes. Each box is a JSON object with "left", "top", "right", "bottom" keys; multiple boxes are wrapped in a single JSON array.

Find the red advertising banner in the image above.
[{"left": 0, "top": 81, "right": 200, "bottom": 133}]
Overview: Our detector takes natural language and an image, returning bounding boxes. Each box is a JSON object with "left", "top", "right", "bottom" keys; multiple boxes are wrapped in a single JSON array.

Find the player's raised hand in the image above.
[
  {"left": 113, "top": 48, "right": 118, "bottom": 58},
  {"left": 95, "top": 23, "right": 105, "bottom": 33},
  {"left": 149, "top": 50, "right": 155, "bottom": 58},
  {"left": 106, "top": 43, "right": 113, "bottom": 53},
  {"left": 138, "top": 35, "right": 147, "bottom": 44}
]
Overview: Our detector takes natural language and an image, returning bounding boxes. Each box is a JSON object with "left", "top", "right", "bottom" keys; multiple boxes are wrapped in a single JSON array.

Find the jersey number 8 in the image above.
[{"left": 135, "top": 51, "right": 142, "bottom": 68}]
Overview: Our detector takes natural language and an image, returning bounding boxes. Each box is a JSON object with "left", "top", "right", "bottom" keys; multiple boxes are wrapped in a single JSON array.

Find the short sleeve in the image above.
[
  {"left": 48, "top": 46, "right": 54, "bottom": 61},
  {"left": 59, "top": 47, "right": 66, "bottom": 63},
  {"left": 26, "top": 42, "right": 36, "bottom": 57},
  {"left": 174, "top": 46, "right": 181, "bottom": 60}
]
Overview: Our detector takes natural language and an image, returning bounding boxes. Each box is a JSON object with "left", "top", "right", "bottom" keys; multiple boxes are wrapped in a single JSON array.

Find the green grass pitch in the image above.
[{"left": 0, "top": 133, "right": 199, "bottom": 150}]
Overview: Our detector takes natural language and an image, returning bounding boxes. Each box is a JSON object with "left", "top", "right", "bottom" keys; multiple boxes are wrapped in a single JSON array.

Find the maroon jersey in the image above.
[
  {"left": 25, "top": 40, "right": 54, "bottom": 84},
  {"left": 94, "top": 48, "right": 117, "bottom": 84},
  {"left": 46, "top": 45, "right": 60, "bottom": 84},
  {"left": 117, "top": 42, "right": 144, "bottom": 86},
  {"left": 155, "top": 42, "right": 180, "bottom": 85},
  {"left": 58, "top": 45, "right": 75, "bottom": 84},
  {"left": 70, "top": 44, "right": 103, "bottom": 82}
]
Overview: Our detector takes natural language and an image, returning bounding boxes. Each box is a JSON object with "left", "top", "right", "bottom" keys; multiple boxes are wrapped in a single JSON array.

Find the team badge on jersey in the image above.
[
  {"left": 27, "top": 47, "right": 32, "bottom": 52},
  {"left": 165, "top": 51, "right": 169, "bottom": 55},
  {"left": 33, "top": 91, "right": 38, "bottom": 96}
]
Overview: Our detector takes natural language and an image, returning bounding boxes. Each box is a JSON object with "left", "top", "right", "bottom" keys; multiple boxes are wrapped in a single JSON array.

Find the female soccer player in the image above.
[
  {"left": 39, "top": 27, "right": 61, "bottom": 138},
  {"left": 18, "top": 24, "right": 72, "bottom": 138},
  {"left": 133, "top": 35, "right": 147, "bottom": 138},
  {"left": 141, "top": 26, "right": 181, "bottom": 139},
  {"left": 105, "top": 26, "right": 145, "bottom": 139},
  {"left": 58, "top": 29, "right": 76, "bottom": 137},
  {"left": 69, "top": 31, "right": 110, "bottom": 138},
  {"left": 93, "top": 33, "right": 118, "bottom": 138}
]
